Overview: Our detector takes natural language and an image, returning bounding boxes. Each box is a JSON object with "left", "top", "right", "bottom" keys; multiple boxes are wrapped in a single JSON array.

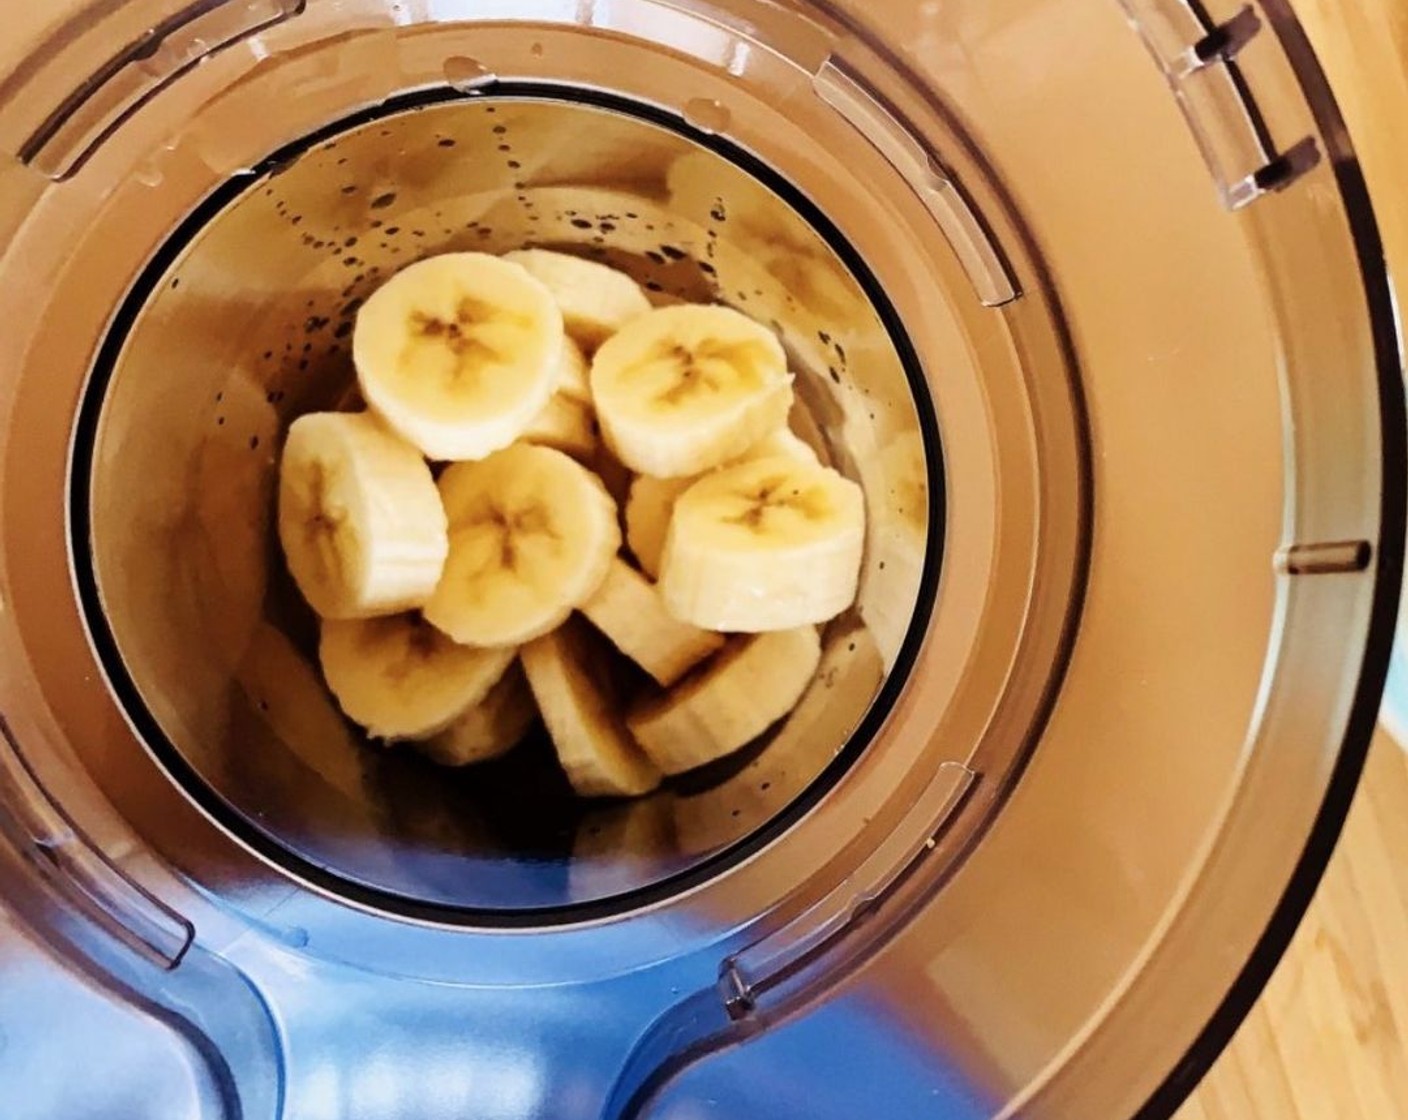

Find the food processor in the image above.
[{"left": 0, "top": 1, "right": 1400, "bottom": 1117}]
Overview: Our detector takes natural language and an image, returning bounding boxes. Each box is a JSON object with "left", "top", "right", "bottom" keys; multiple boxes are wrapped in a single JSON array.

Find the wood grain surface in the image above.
[
  {"left": 1179, "top": 6, "right": 1408, "bottom": 1116},
  {"left": 1178, "top": 734, "right": 1408, "bottom": 1119}
]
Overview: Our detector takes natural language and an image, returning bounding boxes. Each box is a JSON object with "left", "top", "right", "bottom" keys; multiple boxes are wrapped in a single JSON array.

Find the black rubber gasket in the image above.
[{"left": 68, "top": 82, "right": 947, "bottom": 929}]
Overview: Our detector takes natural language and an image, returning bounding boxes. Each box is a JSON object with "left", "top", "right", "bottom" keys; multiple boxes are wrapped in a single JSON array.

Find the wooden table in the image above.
[
  {"left": 1180, "top": 3, "right": 1408, "bottom": 1115},
  {"left": 1179, "top": 733, "right": 1408, "bottom": 1118}
]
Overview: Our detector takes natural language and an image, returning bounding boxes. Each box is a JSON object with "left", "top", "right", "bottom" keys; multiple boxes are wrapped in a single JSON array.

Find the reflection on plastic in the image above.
[
  {"left": 0, "top": 909, "right": 215, "bottom": 1120},
  {"left": 636, "top": 992, "right": 995, "bottom": 1120}
]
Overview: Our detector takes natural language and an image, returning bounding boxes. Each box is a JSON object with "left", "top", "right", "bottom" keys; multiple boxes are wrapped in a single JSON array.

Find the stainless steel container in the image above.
[{"left": 0, "top": 2, "right": 1399, "bottom": 1117}]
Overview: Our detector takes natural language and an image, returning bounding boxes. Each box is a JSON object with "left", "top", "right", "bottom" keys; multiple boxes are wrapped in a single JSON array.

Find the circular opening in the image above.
[{"left": 74, "top": 89, "right": 938, "bottom": 923}]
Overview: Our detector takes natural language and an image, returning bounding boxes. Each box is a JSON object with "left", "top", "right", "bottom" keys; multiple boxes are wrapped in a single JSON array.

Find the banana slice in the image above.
[
  {"left": 522, "top": 392, "right": 599, "bottom": 461},
  {"left": 591, "top": 304, "right": 793, "bottom": 478},
  {"left": 660, "top": 455, "right": 865, "bottom": 632},
  {"left": 625, "top": 474, "right": 695, "bottom": 580},
  {"left": 627, "top": 626, "right": 822, "bottom": 775},
  {"left": 503, "top": 249, "right": 652, "bottom": 350},
  {"left": 581, "top": 557, "right": 725, "bottom": 687},
  {"left": 319, "top": 613, "right": 517, "bottom": 741},
  {"left": 522, "top": 619, "right": 662, "bottom": 798},
  {"left": 558, "top": 334, "right": 592, "bottom": 402},
  {"left": 425, "top": 444, "right": 620, "bottom": 647},
  {"left": 746, "top": 426, "right": 821, "bottom": 467},
  {"left": 354, "top": 252, "right": 564, "bottom": 461},
  {"left": 672, "top": 623, "right": 883, "bottom": 853},
  {"left": 278, "top": 411, "right": 448, "bottom": 620},
  {"left": 622, "top": 422, "right": 822, "bottom": 579},
  {"left": 417, "top": 662, "right": 538, "bottom": 767}
]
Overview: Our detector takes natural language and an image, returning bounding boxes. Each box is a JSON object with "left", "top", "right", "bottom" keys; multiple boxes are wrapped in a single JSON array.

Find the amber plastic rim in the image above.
[{"left": 1130, "top": 6, "right": 1406, "bottom": 1114}]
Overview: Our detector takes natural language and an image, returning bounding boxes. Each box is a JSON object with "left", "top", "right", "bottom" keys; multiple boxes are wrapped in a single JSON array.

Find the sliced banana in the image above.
[
  {"left": 557, "top": 334, "right": 592, "bottom": 402},
  {"left": 627, "top": 626, "right": 822, "bottom": 775},
  {"left": 354, "top": 252, "right": 564, "bottom": 461},
  {"left": 319, "top": 613, "right": 517, "bottom": 741},
  {"left": 624, "top": 474, "right": 694, "bottom": 580},
  {"left": 746, "top": 425, "right": 821, "bottom": 467},
  {"left": 672, "top": 623, "right": 883, "bottom": 854},
  {"left": 425, "top": 444, "right": 620, "bottom": 647},
  {"left": 521, "top": 392, "right": 599, "bottom": 461},
  {"left": 503, "top": 248, "right": 652, "bottom": 350},
  {"left": 660, "top": 455, "right": 866, "bottom": 632},
  {"left": 418, "top": 662, "right": 538, "bottom": 767},
  {"left": 522, "top": 620, "right": 662, "bottom": 798},
  {"left": 622, "top": 422, "right": 821, "bottom": 579},
  {"left": 591, "top": 304, "right": 793, "bottom": 478},
  {"left": 278, "top": 411, "right": 448, "bottom": 620},
  {"left": 581, "top": 557, "right": 725, "bottom": 687}
]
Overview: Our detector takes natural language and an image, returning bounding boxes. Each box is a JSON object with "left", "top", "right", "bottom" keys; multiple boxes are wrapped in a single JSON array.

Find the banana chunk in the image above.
[
  {"left": 319, "top": 613, "right": 517, "bottom": 741},
  {"left": 354, "top": 252, "right": 564, "bottom": 461},
  {"left": 591, "top": 304, "right": 793, "bottom": 478},
  {"left": 557, "top": 334, "right": 592, "bottom": 402},
  {"left": 672, "top": 623, "right": 883, "bottom": 854},
  {"left": 660, "top": 456, "right": 865, "bottom": 632},
  {"left": 418, "top": 662, "right": 538, "bottom": 767},
  {"left": 623, "top": 424, "right": 821, "bottom": 579},
  {"left": 746, "top": 426, "right": 821, "bottom": 467},
  {"left": 278, "top": 411, "right": 448, "bottom": 620},
  {"left": 522, "top": 620, "right": 662, "bottom": 798},
  {"left": 625, "top": 474, "right": 694, "bottom": 579},
  {"left": 627, "top": 627, "right": 822, "bottom": 775},
  {"left": 503, "top": 249, "right": 652, "bottom": 350},
  {"left": 522, "top": 392, "right": 599, "bottom": 461},
  {"left": 425, "top": 444, "right": 620, "bottom": 647},
  {"left": 581, "top": 557, "right": 725, "bottom": 687}
]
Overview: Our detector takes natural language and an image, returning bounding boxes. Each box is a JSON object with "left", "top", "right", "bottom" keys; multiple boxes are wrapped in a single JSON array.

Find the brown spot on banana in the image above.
[
  {"left": 645, "top": 337, "right": 771, "bottom": 407},
  {"left": 724, "top": 478, "right": 830, "bottom": 531},
  {"left": 461, "top": 503, "right": 561, "bottom": 582},
  {"left": 358, "top": 616, "right": 444, "bottom": 684},
  {"left": 304, "top": 463, "right": 351, "bottom": 583},
  {"left": 405, "top": 296, "right": 531, "bottom": 382}
]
